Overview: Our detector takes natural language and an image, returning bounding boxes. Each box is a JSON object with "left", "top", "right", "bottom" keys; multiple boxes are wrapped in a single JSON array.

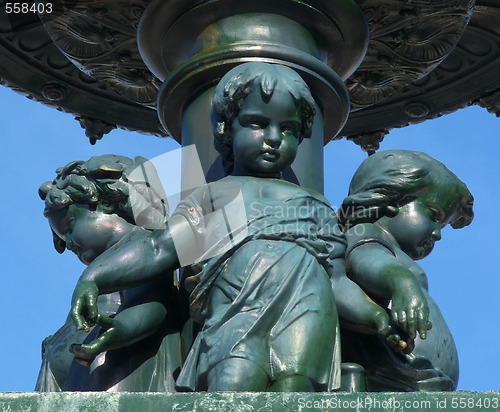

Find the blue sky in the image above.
[{"left": 0, "top": 85, "right": 498, "bottom": 392}]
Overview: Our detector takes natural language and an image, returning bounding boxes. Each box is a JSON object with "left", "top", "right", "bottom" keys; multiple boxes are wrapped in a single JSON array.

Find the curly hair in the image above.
[
  {"left": 211, "top": 62, "right": 316, "bottom": 175},
  {"left": 338, "top": 150, "right": 474, "bottom": 231},
  {"left": 39, "top": 155, "right": 169, "bottom": 253}
]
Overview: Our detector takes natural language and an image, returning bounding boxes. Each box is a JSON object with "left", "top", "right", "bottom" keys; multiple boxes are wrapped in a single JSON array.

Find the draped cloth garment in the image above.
[{"left": 174, "top": 176, "right": 345, "bottom": 391}]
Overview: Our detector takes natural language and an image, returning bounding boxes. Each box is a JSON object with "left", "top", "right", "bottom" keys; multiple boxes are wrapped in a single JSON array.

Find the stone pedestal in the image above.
[{"left": 1, "top": 391, "right": 499, "bottom": 412}]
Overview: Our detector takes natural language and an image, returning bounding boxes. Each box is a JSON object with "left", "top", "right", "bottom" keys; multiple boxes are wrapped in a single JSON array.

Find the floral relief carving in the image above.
[
  {"left": 476, "top": 90, "right": 500, "bottom": 117},
  {"left": 347, "top": 0, "right": 475, "bottom": 110},
  {"left": 39, "top": 0, "right": 160, "bottom": 105},
  {"left": 2, "top": 0, "right": 499, "bottom": 142},
  {"left": 341, "top": 1, "right": 500, "bottom": 138},
  {"left": 347, "top": 130, "right": 389, "bottom": 155},
  {"left": 0, "top": 1, "right": 164, "bottom": 139}
]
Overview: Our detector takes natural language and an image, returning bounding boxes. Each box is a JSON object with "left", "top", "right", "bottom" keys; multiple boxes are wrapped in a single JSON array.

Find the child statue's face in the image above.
[
  {"left": 230, "top": 85, "right": 301, "bottom": 178},
  {"left": 48, "top": 205, "right": 121, "bottom": 265},
  {"left": 381, "top": 181, "right": 458, "bottom": 260}
]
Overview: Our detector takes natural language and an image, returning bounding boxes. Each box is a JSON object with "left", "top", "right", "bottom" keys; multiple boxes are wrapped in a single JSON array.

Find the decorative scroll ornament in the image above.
[
  {"left": 476, "top": 89, "right": 500, "bottom": 117},
  {"left": 2, "top": 0, "right": 499, "bottom": 144},
  {"left": 76, "top": 116, "right": 117, "bottom": 145},
  {"left": 347, "top": 130, "right": 389, "bottom": 155},
  {"left": 0, "top": 2, "right": 165, "bottom": 139},
  {"left": 347, "top": 0, "right": 475, "bottom": 110},
  {"left": 41, "top": 82, "right": 68, "bottom": 102},
  {"left": 39, "top": 0, "right": 161, "bottom": 105},
  {"left": 341, "top": 1, "right": 500, "bottom": 138}
]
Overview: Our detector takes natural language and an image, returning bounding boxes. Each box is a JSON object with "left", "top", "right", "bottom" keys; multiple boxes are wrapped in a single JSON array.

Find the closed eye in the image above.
[
  {"left": 428, "top": 206, "right": 444, "bottom": 223},
  {"left": 66, "top": 216, "right": 76, "bottom": 234}
]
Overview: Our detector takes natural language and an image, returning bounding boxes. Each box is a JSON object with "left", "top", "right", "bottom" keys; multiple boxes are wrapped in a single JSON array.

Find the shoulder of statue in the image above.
[{"left": 344, "top": 223, "right": 397, "bottom": 258}]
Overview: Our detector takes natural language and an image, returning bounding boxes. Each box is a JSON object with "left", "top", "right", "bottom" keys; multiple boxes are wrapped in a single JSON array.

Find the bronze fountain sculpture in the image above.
[{"left": 1, "top": 0, "right": 497, "bottom": 396}]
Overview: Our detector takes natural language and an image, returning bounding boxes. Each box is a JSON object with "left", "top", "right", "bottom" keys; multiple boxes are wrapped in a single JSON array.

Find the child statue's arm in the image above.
[
  {"left": 69, "top": 278, "right": 171, "bottom": 365},
  {"left": 347, "top": 243, "right": 431, "bottom": 340},
  {"left": 70, "top": 215, "right": 194, "bottom": 331},
  {"left": 316, "top": 207, "right": 393, "bottom": 338},
  {"left": 70, "top": 300, "right": 168, "bottom": 366},
  {"left": 330, "top": 257, "right": 391, "bottom": 337}
]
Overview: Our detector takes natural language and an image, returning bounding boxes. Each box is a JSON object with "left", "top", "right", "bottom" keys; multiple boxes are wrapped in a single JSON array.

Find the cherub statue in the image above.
[
  {"left": 338, "top": 149, "right": 474, "bottom": 391},
  {"left": 68, "top": 62, "right": 392, "bottom": 392},
  {"left": 37, "top": 155, "right": 180, "bottom": 391}
]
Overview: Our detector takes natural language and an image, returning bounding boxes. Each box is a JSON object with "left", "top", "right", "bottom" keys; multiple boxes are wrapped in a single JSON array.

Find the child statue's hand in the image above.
[
  {"left": 385, "top": 332, "right": 415, "bottom": 354},
  {"left": 372, "top": 307, "right": 391, "bottom": 337},
  {"left": 391, "top": 280, "right": 432, "bottom": 340},
  {"left": 71, "top": 279, "right": 99, "bottom": 332},
  {"left": 375, "top": 311, "right": 416, "bottom": 354},
  {"left": 69, "top": 314, "right": 115, "bottom": 366}
]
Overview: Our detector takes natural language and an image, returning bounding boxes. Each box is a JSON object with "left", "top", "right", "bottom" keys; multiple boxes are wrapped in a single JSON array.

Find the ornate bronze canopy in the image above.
[{"left": 1, "top": 0, "right": 498, "bottom": 149}]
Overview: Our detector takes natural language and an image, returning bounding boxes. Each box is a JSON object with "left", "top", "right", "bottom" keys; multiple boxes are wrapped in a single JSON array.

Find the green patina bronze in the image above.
[
  {"left": 37, "top": 63, "right": 473, "bottom": 392},
  {"left": 0, "top": 0, "right": 486, "bottom": 400},
  {"left": 59, "top": 63, "right": 394, "bottom": 392},
  {"left": 338, "top": 150, "right": 474, "bottom": 391},
  {"left": 37, "top": 155, "right": 180, "bottom": 392},
  {"left": 36, "top": 63, "right": 476, "bottom": 395}
]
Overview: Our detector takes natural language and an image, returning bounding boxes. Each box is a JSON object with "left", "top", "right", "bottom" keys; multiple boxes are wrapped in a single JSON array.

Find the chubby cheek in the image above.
[
  {"left": 233, "top": 134, "right": 260, "bottom": 156},
  {"left": 410, "top": 221, "right": 429, "bottom": 240},
  {"left": 408, "top": 248, "right": 425, "bottom": 261},
  {"left": 406, "top": 230, "right": 432, "bottom": 259},
  {"left": 78, "top": 249, "right": 98, "bottom": 265},
  {"left": 281, "top": 138, "right": 299, "bottom": 163}
]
